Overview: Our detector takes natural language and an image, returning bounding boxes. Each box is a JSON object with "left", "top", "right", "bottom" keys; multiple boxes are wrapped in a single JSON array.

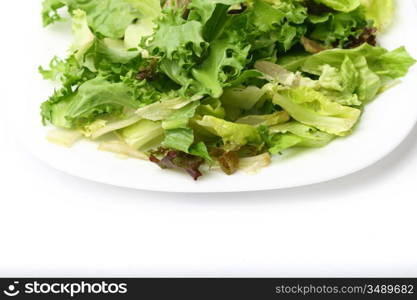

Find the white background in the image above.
[{"left": 1, "top": 1, "right": 417, "bottom": 277}]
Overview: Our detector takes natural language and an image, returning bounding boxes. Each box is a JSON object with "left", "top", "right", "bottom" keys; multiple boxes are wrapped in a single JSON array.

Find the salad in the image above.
[{"left": 40, "top": 0, "right": 415, "bottom": 179}]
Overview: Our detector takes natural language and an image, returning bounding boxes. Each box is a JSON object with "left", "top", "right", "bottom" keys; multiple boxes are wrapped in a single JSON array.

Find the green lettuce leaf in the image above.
[
  {"left": 315, "top": 0, "right": 361, "bottom": 12},
  {"left": 135, "top": 96, "right": 200, "bottom": 121},
  {"left": 42, "top": 0, "right": 66, "bottom": 26},
  {"left": 370, "top": 46, "right": 417, "bottom": 80},
  {"left": 268, "top": 133, "right": 303, "bottom": 155},
  {"left": 39, "top": 55, "right": 86, "bottom": 84},
  {"left": 124, "top": 18, "right": 156, "bottom": 50},
  {"left": 192, "top": 36, "right": 250, "bottom": 98},
  {"left": 70, "top": 9, "right": 95, "bottom": 61},
  {"left": 161, "top": 102, "right": 200, "bottom": 130},
  {"left": 256, "top": 58, "right": 361, "bottom": 105},
  {"left": 188, "top": 0, "right": 245, "bottom": 41},
  {"left": 148, "top": 19, "right": 206, "bottom": 59},
  {"left": 271, "top": 86, "right": 361, "bottom": 136},
  {"left": 42, "top": 0, "right": 161, "bottom": 38},
  {"left": 236, "top": 111, "right": 290, "bottom": 126},
  {"left": 317, "top": 57, "right": 362, "bottom": 105},
  {"left": 196, "top": 115, "right": 262, "bottom": 149},
  {"left": 68, "top": 0, "right": 160, "bottom": 38},
  {"left": 189, "top": 142, "right": 213, "bottom": 162},
  {"left": 260, "top": 120, "right": 334, "bottom": 154},
  {"left": 360, "top": 0, "right": 394, "bottom": 30},
  {"left": 219, "top": 86, "right": 266, "bottom": 120},
  {"left": 196, "top": 98, "right": 227, "bottom": 119},
  {"left": 147, "top": 12, "right": 207, "bottom": 87},
  {"left": 120, "top": 119, "right": 164, "bottom": 150},
  {"left": 244, "top": 0, "right": 308, "bottom": 54},
  {"left": 94, "top": 38, "right": 140, "bottom": 64},
  {"left": 161, "top": 101, "right": 200, "bottom": 153},
  {"left": 279, "top": 44, "right": 416, "bottom": 102},
  {"left": 307, "top": 6, "right": 368, "bottom": 48},
  {"left": 42, "top": 76, "right": 139, "bottom": 128},
  {"left": 270, "top": 121, "right": 334, "bottom": 147},
  {"left": 163, "top": 128, "right": 195, "bottom": 153}
]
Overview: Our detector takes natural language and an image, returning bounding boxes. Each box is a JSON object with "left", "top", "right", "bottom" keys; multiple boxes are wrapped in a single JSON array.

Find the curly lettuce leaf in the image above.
[
  {"left": 308, "top": 6, "right": 368, "bottom": 48},
  {"left": 149, "top": 2, "right": 250, "bottom": 95},
  {"left": 42, "top": 0, "right": 161, "bottom": 39},
  {"left": 42, "top": 76, "right": 139, "bottom": 128},
  {"left": 147, "top": 12, "right": 207, "bottom": 87},
  {"left": 191, "top": 34, "right": 250, "bottom": 98},
  {"left": 39, "top": 55, "right": 86, "bottom": 85},
  {"left": 42, "top": 0, "right": 66, "bottom": 26},
  {"left": 148, "top": 19, "right": 206, "bottom": 59},
  {"left": 188, "top": 0, "right": 245, "bottom": 41},
  {"left": 244, "top": 0, "right": 308, "bottom": 54}
]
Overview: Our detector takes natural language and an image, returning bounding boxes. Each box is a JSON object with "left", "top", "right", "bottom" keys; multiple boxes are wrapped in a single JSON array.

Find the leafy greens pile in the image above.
[{"left": 41, "top": 0, "right": 415, "bottom": 179}]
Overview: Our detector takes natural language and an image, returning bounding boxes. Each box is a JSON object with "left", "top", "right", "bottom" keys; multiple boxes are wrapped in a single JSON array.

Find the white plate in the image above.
[{"left": 4, "top": 0, "right": 417, "bottom": 193}]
